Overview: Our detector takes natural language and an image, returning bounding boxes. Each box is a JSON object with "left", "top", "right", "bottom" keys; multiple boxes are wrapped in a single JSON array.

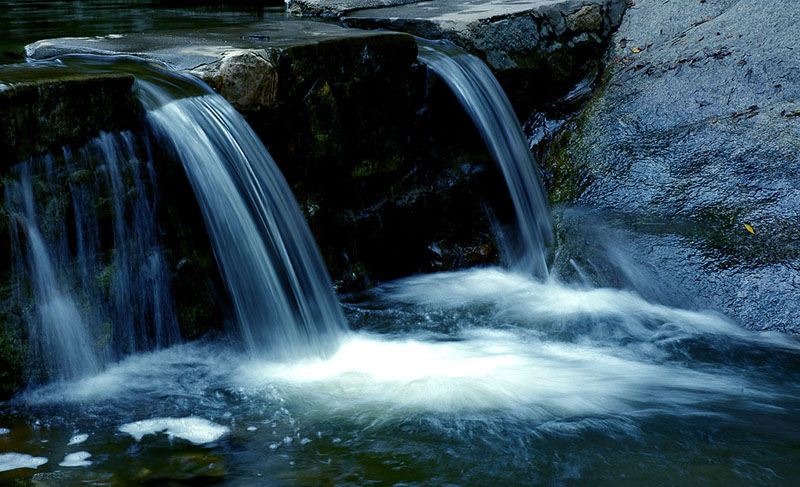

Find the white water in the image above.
[
  {"left": 5, "top": 169, "right": 100, "bottom": 380},
  {"left": 19, "top": 268, "right": 796, "bottom": 425},
  {"left": 140, "top": 75, "right": 347, "bottom": 359},
  {"left": 0, "top": 453, "right": 48, "bottom": 473},
  {"left": 119, "top": 417, "right": 230, "bottom": 444},
  {"left": 418, "top": 41, "right": 554, "bottom": 277},
  {"left": 59, "top": 451, "right": 92, "bottom": 467},
  {"left": 4, "top": 131, "right": 180, "bottom": 381}
]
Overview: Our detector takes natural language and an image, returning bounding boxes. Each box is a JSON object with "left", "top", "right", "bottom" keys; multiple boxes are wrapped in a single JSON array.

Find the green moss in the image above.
[
  {"left": 542, "top": 120, "right": 594, "bottom": 205},
  {"left": 96, "top": 261, "right": 115, "bottom": 293}
]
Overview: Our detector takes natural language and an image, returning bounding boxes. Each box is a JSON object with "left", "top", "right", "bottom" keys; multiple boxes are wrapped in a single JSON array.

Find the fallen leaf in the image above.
[
  {"left": 632, "top": 47, "right": 642, "bottom": 53},
  {"left": 744, "top": 224, "right": 755, "bottom": 234}
]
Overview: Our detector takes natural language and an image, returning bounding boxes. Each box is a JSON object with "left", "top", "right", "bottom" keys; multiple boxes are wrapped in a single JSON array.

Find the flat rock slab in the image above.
[
  {"left": 0, "top": 63, "right": 139, "bottom": 164},
  {"left": 27, "top": 21, "right": 411, "bottom": 71},
  {"left": 291, "top": 0, "right": 627, "bottom": 113},
  {"left": 288, "top": 0, "right": 419, "bottom": 16},
  {"left": 27, "top": 21, "right": 417, "bottom": 110}
]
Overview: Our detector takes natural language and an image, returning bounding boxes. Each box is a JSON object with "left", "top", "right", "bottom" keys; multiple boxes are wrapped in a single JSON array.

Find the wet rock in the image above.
[
  {"left": 289, "top": 0, "right": 627, "bottom": 115},
  {"left": 191, "top": 49, "right": 278, "bottom": 109},
  {"left": 288, "top": 0, "right": 418, "bottom": 16},
  {"left": 542, "top": 0, "right": 800, "bottom": 333},
  {"left": 0, "top": 64, "right": 140, "bottom": 166}
]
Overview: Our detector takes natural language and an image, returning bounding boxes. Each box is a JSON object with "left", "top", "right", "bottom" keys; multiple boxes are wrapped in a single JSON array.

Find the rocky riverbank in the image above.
[{"left": 541, "top": 0, "right": 800, "bottom": 333}]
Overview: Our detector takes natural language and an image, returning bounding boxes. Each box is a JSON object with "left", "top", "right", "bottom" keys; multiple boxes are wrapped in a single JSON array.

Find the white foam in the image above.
[
  {"left": 68, "top": 433, "right": 89, "bottom": 445},
  {"left": 59, "top": 451, "right": 92, "bottom": 467},
  {"left": 0, "top": 427, "right": 10, "bottom": 435},
  {"left": 237, "top": 330, "right": 759, "bottom": 419},
  {"left": 20, "top": 342, "right": 235, "bottom": 405},
  {"left": 0, "top": 453, "right": 48, "bottom": 473},
  {"left": 378, "top": 267, "right": 798, "bottom": 346},
  {"left": 119, "top": 417, "right": 230, "bottom": 445}
]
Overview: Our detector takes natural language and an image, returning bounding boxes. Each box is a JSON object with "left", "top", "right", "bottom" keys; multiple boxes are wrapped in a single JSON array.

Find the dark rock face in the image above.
[
  {"left": 542, "top": 0, "right": 800, "bottom": 333},
  {"left": 290, "top": 0, "right": 627, "bottom": 116},
  {"left": 237, "top": 31, "right": 502, "bottom": 291},
  {"left": 0, "top": 65, "right": 141, "bottom": 166}
]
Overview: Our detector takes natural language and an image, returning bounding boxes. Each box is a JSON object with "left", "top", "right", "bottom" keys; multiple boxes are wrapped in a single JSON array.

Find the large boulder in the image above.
[
  {"left": 542, "top": 0, "right": 800, "bottom": 332},
  {"left": 290, "top": 0, "right": 627, "bottom": 115}
]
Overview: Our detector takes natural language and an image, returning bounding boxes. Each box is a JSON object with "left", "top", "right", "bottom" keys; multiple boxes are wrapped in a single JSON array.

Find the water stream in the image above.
[
  {"left": 1, "top": 13, "right": 799, "bottom": 487},
  {"left": 138, "top": 66, "right": 347, "bottom": 358},
  {"left": 417, "top": 41, "right": 554, "bottom": 277}
]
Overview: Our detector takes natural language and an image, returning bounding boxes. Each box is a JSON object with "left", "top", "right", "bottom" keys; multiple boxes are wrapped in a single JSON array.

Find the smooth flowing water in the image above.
[
  {"left": 417, "top": 41, "right": 554, "bottom": 277},
  {"left": 137, "top": 64, "right": 347, "bottom": 358},
  {"left": 4, "top": 131, "right": 179, "bottom": 380},
  {"left": 5, "top": 170, "right": 100, "bottom": 381},
  {"left": 0, "top": 1, "right": 287, "bottom": 65}
]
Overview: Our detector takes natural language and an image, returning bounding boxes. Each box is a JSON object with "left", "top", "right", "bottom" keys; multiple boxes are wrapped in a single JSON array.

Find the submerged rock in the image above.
[
  {"left": 290, "top": 0, "right": 627, "bottom": 115},
  {"left": 542, "top": 0, "right": 800, "bottom": 332}
]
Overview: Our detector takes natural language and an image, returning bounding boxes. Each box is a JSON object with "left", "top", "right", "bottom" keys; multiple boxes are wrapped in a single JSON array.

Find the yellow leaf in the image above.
[
  {"left": 744, "top": 224, "right": 755, "bottom": 234},
  {"left": 632, "top": 47, "right": 642, "bottom": 53}
]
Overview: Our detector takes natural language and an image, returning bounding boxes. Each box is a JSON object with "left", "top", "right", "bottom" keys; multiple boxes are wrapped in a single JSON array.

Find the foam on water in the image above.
[
  {"left": 59, "top": 451, "right": 92, "bottom": 467},
  {"left": 19, "top": 342, "right": 235, "bottom": 405},
  {"left": 376, "top": 267, "right": 799, "bottom": 348},
  {"left": 237, "top": 329, "right": 768, "bottom": 419},
  {"left": 67, "top": 433, "right": 89, "bottom": 445},
  {"left": 119, "top": 417, "right": 230, "bottom": 445},
  {"left": 11, "top": 267, "right": 797, "bottom": 447},
  {"left": 0, "top": 453, "right": 48, "bottom": 473}
]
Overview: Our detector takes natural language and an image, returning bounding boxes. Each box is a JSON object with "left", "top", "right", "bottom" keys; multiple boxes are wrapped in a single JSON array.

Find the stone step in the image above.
[{"left": 289, "top": 0, "right": 627, "bottom": 114}]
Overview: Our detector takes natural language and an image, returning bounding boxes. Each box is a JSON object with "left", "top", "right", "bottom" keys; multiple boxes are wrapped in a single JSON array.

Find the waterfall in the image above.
[
  {"left": 5, "top": 132, "right": 178, "bottom": 381},
  {"left": 6, "top": 169, "right": 100, "bottom": 381},
  {"left": 4, "top": 55, "right": 346, "bottom": 383},
  {"left": 417, "top": 41, "right": 554, "bottom": 278},
  {"left": 135, "top": 65, "right": 347, "bottom": 359}
]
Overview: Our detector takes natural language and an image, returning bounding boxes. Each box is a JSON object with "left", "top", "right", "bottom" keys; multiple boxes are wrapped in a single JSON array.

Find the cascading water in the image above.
[
  {"left": 4, "top": 131, "right": 178, "bottom": 380},
  {"left": 5, "top": 169, "right": 100, "bottom": 381},
  {"left": 417, "top": 41, "right": 554, "bottom": 278},
  {"left": 2, "top": 29, "right": 799, "bottom": 487},
  {"left": 134, "top": 62, "right": 347, "bottom": 359}
]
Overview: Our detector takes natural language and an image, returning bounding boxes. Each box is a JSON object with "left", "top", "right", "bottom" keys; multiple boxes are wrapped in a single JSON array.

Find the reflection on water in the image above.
[
  {"left": 2, "top": 268, "right": 799, "bottom": 485},
  {"left": 0, "top": 0, "right": 287, "bottom": 64}
]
